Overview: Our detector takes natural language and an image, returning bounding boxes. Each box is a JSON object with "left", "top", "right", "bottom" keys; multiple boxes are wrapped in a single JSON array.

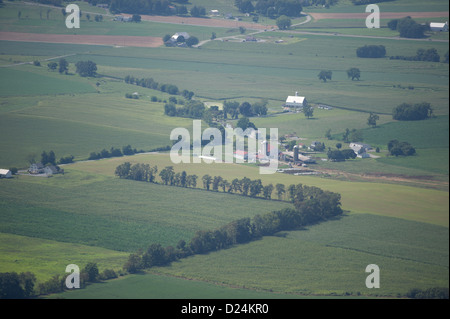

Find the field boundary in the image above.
[{"left": 0, "top": 32, "right": 163, "bottom": 48}]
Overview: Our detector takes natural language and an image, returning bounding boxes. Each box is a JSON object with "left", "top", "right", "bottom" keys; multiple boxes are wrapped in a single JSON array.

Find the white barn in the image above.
[
  {"left": 0, "top": 169, "right": 12, "bottom": 178},
  {"left": 171, "top": 32, "right": 190, "bottom": 41},
  {"left": 285, "top": 92, "right": 307, "bottom": 108},
  {"left": 430, "top": 22, "right": 448, "bottom": 32}
]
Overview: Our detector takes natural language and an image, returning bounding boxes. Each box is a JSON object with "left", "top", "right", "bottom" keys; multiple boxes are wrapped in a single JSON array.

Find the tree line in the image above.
[
  {"left": 235, "top": 0, "right": 304, "bottom": 18},
  {"left": 389, "top": 48, "right": 445, "bottom": 63},
  {"left": 0, "top": 263, "right": 118, "bottom": 298},
  {"left": 124, "top": 74, "right": 195, "bottom": 100},
  {"left": 123, "top": 182, "right": 343, "bottom": 273}
]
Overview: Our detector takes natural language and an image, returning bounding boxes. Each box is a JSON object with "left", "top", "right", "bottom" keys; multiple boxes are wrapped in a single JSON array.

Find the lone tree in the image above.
[
  {"left": 303, "top": 105, "right": 314, "bottom": 119},
  {"left": 347, "top": 67, "right": 361, "bottom": 80},
  {"left": 58, "top": 58, "right": 69, "bottom": 74},
  {"left": 276, "top": 15, "right": 291, "bottom": 30},
  {"left": 318, "top": 70, "right": 332, "bottom": 82},
  {"left": 186, "top": 36, "right": 199, "bottom": 47},
  {"left": 367, "top": 112, "right": 379, "bottom": 127},
  {"left": 75, "top": 61, "right": 97, "bottom": 77}
]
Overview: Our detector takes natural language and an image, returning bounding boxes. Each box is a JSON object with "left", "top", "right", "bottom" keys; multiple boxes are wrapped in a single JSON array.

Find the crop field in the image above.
[{"left": 0, "top": 0, "right": 448, "bottom": 302}]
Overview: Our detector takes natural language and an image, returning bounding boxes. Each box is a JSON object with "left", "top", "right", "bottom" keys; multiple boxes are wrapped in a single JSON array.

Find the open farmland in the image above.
[{"left": 0, "top": 0, "right": 448, "bottom": 301}]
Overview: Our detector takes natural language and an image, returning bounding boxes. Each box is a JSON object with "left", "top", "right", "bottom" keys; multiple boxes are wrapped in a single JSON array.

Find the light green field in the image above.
[
  {"left": 0, "top": 233, "right": 128, "bottom": 281},
  {"left": 0, "top": 0, "right": 448, "bottom": 299},
  {"left": 71, "top": 153, "right": 449, "bottom": 227},
  {"left": 60, "top": 213, "right": 448, "bottom": 298}
]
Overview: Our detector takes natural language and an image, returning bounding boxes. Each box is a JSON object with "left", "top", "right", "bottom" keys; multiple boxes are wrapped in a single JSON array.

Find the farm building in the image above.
[
  {"left": 0, "top": 169, "right": 12, "bottom": 178},
  {"left": 29, "top": 163, "right": 44, "bottom": 174},
  {"left": 430, "top": 22, "right": 448, "bottom": 32},
  {"left": 349, "top": 142, "right": 372, "bottom": 154},
  {"left": 171, "top": 32, "right": 190, "bottom": 41},
  {"left": 285, "top": 92, "right": 307, "bottom": 109},
  {"left": 210, "top": 10, "right": 220, "bottom": 16}
]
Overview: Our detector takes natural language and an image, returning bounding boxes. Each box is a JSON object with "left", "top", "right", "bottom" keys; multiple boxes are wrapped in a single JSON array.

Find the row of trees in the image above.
[
  {"left": 0, "top": 263, "right": 118, "bottom": 298},
  {"left": 88, "top": 145, "right": 143, "bottom": 160},
  {"left": 124, "top": 74, "right": 195, "bottom": 99},
  {"left": 392, "top": 102, "right": 433, "bottom": 121},
  {"left": 389, "top": 48, "right": 442, "bottom": 63},
  {"left": 235, "top": 0, "right": 304, "bottom": 18},
  {"left": 223, "top": 100, "right": 268, "bottom": 119},
  {"left": 124, "top": 182, "right": 343, "bottom": 273}
]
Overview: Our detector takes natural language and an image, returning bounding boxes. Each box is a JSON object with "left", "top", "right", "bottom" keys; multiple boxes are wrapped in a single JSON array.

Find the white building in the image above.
[
  {"left": 171, "top": 32, "right": 190, "bottom": 41},
  {"left": 210, "top": 10, "right": 220, "bottom": 16},
  {"left": 285, "top": 92, "right": 307, "bottom": 108},
  {"left": 0, "top": 169, "right": 12, "bottom": 178},
  {"left": 430, "top": 22, "right": 448, "bottom": 32}
]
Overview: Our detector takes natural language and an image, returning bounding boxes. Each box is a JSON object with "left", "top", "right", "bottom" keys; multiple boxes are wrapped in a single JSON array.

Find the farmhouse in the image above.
[
  {"left": 210, "top": 10, "right": 220, "bottom": 16},
  {"left": 29, "top": 162, "right": 44, "bottom": 174},
  {"left": 349, "top": 142, "right": 372, "bottom": 154},
  {"left": 430, "top": 22, "right": 448, "bottom": 32},
  {"left": 285, "top": 92, "right": 307, "bottom": 109},
  {"left": 0, "top": 169, "right": 12, "bottom": 178}
]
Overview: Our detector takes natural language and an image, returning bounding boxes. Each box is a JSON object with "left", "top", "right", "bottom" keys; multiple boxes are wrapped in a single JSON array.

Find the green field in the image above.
[{"left": 0, "top": 0, "right": 448, "bottom": 300}]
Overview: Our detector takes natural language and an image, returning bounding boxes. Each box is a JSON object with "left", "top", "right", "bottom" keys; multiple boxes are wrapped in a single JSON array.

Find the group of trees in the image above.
[
  {"left": 388, "top": 17, "right": 427, "bottom": 39},
  {"left": 47, "top": 58, "right": 97, "bottom": 77},
  {"left": 356, "top": 45, "right": 386, "bottom": 58},
  {"left": 236, "top": 0, "right": 303, "bottom": 18},
  {"left": 46, "top": 58, "right": 69, "bottom": 74},
  {"left": 88, "top": 145, "right": 143, "bottom": 160},
  {"left": 389, "top": 48, "right": 442, "bottom": 63},
  {"left": 224, "top": 100, "right": 268, "bottom": 118},
  {"left": 327, "top": 148, "right": 357, "bottom": 162},
  {"left": 109, "top": 0, "right": 174, "bottom": 15},
  {"left": 125, "top": 74, "right": 195, "bottom": 100},
  {"left": 124, "top": 182, "right": 343, "bottom": 273},
  {"left": 164, "top": 100, "right": 206, "bottom": 119},
  {"left": 0, "top": 263, "right": 118, "bottom": 298},
  {"left": 392, "top": 102, "right": 433, "bottom": 121},
  {"left": 388, "top": 139, "right": 416, "bottom": 157},
  {"left": 75, "top": 61, "right": 97, "bottom": 77},
  {"left": 39, "top": 150, "right": 73, "bottom": 165}
]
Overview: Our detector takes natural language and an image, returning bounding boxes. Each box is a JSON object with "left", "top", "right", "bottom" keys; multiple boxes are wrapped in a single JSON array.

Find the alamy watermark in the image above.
[
  {"left": 365, "top": 4, "right": 380, "bottom": 29},
  {"left": 65, "top": 4, "right": 80, "bottom": 29},
  {"left": 169, "top": 120, "right": 279, "bottom": 174},
  {"left": 365, "top": 264, "right": 380, "bottom": 288},
  {"left": 65, "top": 264, "right": 80, "bottom": 289}
]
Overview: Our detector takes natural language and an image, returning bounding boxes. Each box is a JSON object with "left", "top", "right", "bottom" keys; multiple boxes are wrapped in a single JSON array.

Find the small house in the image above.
[
  {"left": 29, "top": 163, "right": 44, "bottom": 174},
  {"left": 210, "top": 10, "right": 220, "bottom": 16},
  {"left": 0, "top": 169, "right": 12, "bottom": 178}
]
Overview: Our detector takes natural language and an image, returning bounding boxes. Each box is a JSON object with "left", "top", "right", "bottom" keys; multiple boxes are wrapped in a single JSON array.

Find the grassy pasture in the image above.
[
  {"left": 0, "top": 232, "right": 128, "bottom": 281},
  {"left": 305, "top": 0, "right": 449, "bottom": 13},
  {"left": 0, "top": 1, "right": 240, "bottom": 40},
  {"left": 47, "top": 272, "right": 309, "bottom": 299},
  {"left": 150, "top": 213, "right": 449, "bottom": 297},
  {"left": 71, "top": 153, "right": 449, "bottom": 226},
  {"left": 0, "top": 168, "right": 292, "bottom": 252}
]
